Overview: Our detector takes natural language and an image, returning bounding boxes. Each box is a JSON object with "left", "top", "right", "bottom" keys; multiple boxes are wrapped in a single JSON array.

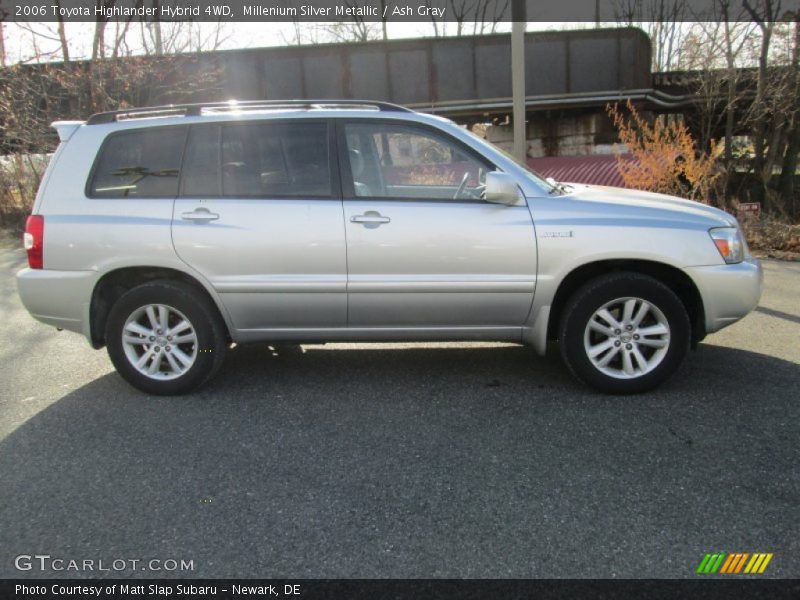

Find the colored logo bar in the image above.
[{"left": 696, "top": 553, "right": 773, "bottom": 574}]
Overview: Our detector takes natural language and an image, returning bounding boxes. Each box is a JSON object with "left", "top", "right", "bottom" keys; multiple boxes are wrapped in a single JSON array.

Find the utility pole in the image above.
[{"left": 511, "top": 0, "right": 527, "bottom": 165}]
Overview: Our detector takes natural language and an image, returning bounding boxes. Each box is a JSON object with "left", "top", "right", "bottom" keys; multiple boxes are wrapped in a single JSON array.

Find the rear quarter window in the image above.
[{"left": 88, "top": 127, "right": 187, "bottom": 198}]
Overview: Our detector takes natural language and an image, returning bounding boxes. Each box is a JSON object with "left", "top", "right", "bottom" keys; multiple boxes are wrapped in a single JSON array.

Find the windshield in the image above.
[{"left": 459, "top": 126, "right": 560, "bottom": 193}]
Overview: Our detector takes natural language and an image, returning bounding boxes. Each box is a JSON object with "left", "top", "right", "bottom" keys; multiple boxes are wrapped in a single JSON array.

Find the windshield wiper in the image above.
[{"left": 111, "top": 166, "right": 179, "bottom": 182}]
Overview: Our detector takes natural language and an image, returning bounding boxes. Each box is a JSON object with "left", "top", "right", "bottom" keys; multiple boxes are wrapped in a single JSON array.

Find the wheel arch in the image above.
[
  {"left": 547, "top": 259, "right": 706, "bottom": 347},
  {"left": 89, "top": 266, "right": 232, "bottom": 348}
]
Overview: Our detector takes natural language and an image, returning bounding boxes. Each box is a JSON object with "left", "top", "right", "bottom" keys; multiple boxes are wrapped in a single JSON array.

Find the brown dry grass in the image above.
[
  {"left": 0, "top": 188, "right": 34, "bottom": 230},
  {"left": 741, "top": 217, "right": 800, "bottom": 259},
  {"left": 0, "top": 166, "right": 38, "bottom": 231}
]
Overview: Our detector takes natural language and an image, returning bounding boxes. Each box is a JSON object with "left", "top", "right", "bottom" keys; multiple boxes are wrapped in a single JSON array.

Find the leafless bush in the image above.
[
  {"left": 0, "top": 56, "right": 222, "bottom": 227},
  {"left": 741, "top": 215, "right": 800, "bottom": 255},
  {"left": 0, "top": 154, "right": 47, "bottom": 229}
]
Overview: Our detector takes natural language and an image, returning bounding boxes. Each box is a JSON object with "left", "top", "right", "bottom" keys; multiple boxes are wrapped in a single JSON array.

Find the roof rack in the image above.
[{"left": 86, "top": 99, "right": 413, "bottom": 125}]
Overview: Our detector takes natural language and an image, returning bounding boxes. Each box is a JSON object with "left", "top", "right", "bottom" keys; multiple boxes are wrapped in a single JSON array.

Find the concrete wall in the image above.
[{"left": 485, "top": 112, "right": 623, "bottom": 158}]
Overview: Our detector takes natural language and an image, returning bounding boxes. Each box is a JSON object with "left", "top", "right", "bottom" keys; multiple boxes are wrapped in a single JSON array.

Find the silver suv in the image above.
[{"left": 17, "top": 100, "right": 762, "bottom": 395}]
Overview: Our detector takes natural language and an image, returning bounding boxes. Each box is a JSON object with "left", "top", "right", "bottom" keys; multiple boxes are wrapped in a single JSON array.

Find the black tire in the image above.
[
  {"left": 105, "top": 280, "right": 227, "bottom": 395},
  {"left": 558, "top": 272, "right": 691, "bottom": 394}
]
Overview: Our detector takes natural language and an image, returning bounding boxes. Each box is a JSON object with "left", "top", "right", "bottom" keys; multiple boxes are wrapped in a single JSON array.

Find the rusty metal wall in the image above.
[{"left": 199, "top": 27, "right": 651, "bottom": 112}]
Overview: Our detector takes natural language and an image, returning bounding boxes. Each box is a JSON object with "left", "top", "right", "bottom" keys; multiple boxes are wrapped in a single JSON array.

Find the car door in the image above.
[
  {"left": 172, "top": 119, "right": 347, "bottom": 336},
  {"left": 339, "top": 120, "right": 537, "bottom": 330}
]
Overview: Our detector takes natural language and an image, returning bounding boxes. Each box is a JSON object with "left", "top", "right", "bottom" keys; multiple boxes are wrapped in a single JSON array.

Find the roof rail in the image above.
[{"left": 86, "top": 99, "right": 413, "bottom": 125}]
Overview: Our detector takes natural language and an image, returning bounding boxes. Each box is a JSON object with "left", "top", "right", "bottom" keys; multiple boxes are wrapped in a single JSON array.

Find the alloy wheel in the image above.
[
  {"left": 583, "top": 296, "right": 671, "bottom": 380},
  {"left": 121, "top": 303, "right": 198, "bottom": 380}
]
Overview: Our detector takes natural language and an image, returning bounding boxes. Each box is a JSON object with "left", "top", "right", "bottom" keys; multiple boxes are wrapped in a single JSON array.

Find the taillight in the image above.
[{"left": 24, "top": 215, "right": 44, "bottom": 269}]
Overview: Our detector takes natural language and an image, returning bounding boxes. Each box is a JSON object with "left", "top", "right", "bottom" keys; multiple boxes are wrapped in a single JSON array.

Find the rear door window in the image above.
[
  {"left": 182, "top": 126, "right": 220, "bottom": 197},
  {"left": 219, "top": 122, "right": 331, "bottom": 198},
  {"left": 89, "top": 127, "right": 187, "bottom": 198}
]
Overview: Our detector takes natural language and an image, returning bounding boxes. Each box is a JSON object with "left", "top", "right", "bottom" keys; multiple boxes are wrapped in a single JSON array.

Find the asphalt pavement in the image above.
[{"left": 1, "top": 237, "right": 798, "bottom": 578}]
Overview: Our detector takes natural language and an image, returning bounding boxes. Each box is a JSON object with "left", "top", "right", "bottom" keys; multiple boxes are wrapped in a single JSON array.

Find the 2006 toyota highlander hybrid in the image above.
[{"left": 16, "top": 100, "right": 763, "bottom": 395}]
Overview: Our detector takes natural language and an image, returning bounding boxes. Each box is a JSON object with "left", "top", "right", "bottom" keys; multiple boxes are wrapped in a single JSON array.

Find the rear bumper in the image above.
[
  {"left": 684, "top": 257, "right": 763, "bottom": 334},
  {"left": 16, "top": 268, "right": 96, "bottom": 341}
]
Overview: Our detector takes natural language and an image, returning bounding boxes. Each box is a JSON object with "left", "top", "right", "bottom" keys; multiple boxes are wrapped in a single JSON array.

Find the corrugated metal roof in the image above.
[{"left": 528, "top": 154, "right": 635, "bottom": 188}]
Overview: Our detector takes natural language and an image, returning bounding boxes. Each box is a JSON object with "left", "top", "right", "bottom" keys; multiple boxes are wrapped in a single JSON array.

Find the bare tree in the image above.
[
  {"left": 111, "top": 18, "right": 135, "bottom": 58},
  {"left": 449, "top": 0, "right": 509, "bottom": 36},
  {"left": 421, "top": 0, "right": 442, "bottom": 37},
  {"left": 683, "top": 2, "right": 754, "bottom": 188},
  {"left": 473, "top": 0, "right": 509, "bottom": 35},
  {"left": 379, "top": 0, "right": 388, "bottom": 40},
  {"left": 0, "top": 22, "right": 6, "bottom": 67},
  {"left": 320, "top": 0, "right": 383, "bottom": 43},
  {"left": 42, "top": 0, "right": 72, "bottom": 62},
  {"left": 613, "top": 0, "right": 689, "bottom": 70},
  {"left": 92, "top": 1, "right": 120, "bottom": 60},
  {"left": 777, "top": 11, "right": 799, "bottom": 214},
  {"left": 151, "top": 0, "right": 164, "bottom": 56},
  {"left": 281, "top": 12, "right": 331, "bottom": 46},
  {"left": 742, "top": 0, "right": 787, "bottom": 209},
  {"left": 12, "top": 23, "right": 70, "bottom": 62},
  {"left": 422, "top": 0, "right": 507, "bottom": 37},
  {"left": 321, "top": 21, "right": 382, "bottom": 43}
]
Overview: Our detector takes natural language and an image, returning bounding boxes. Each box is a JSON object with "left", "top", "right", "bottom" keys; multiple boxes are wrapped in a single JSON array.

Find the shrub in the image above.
[{"left": 606, "top": 101, "right": 723, "bottom": 205}]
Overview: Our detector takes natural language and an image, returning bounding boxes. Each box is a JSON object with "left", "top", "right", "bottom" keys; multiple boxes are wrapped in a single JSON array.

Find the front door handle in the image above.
[
  {"left": 350, "top": 211, "right": 391, "bottom": 226},
  {"left": 181, "top": 207, "right": 220, "bottom": 222}
]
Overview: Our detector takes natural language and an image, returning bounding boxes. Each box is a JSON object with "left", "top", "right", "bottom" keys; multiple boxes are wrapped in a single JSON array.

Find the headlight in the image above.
[{"left": 709, "top": 227, "right": 744, "bottom": 264}]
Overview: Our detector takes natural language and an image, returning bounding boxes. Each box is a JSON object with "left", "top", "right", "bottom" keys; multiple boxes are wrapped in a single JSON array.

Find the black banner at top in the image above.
[{"left": 1, "top": 0, "right": 798, "bottom": 22}]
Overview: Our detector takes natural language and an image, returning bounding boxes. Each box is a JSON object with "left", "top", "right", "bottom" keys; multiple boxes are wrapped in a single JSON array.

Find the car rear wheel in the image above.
[
  {"left": 559, "top": 273, "right": 691, "bottom": 394},
  {"left": 105, "top": 280, "right": 227, "bottom": 395}
]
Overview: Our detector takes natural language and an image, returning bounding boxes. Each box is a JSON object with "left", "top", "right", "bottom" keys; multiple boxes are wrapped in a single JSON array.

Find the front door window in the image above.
[{"left": 343, "top": 123, "right": 489, "bottom": 200}]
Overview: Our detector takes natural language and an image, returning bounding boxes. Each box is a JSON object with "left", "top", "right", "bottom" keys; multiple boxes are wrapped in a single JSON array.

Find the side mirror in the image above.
[{"left": 484, "top": 171, "right": 523, "bottom": 206}]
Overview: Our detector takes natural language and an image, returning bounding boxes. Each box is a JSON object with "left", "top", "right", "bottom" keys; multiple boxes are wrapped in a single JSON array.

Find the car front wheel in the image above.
[
  {"left": 559, "top": 273, "right": 691, "bottom": 394},
  {"left": 105, "top": 280, "right": 227, "bottom": 395}
]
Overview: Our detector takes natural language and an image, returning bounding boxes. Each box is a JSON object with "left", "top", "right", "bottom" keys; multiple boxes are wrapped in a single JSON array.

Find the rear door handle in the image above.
[
  {"left": 350, "top": 211, "right": 390, "bottom": 226},
  {"left": 181, "top": 208, "right": 220, "bottom": 222}
]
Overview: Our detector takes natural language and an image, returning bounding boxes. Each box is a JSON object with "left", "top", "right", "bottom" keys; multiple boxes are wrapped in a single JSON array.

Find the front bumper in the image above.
[
  {"left": 684, "top": 257, "right": 763, "bottom": 334},
  {"left": 16, "top": 268, "right": 97, "bottom": 341}
]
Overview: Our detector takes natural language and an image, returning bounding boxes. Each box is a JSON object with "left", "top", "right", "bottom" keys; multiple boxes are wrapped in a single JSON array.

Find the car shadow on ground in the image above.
[{"left": 1, "top": 343, "right": 798, "bottom": 578}]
